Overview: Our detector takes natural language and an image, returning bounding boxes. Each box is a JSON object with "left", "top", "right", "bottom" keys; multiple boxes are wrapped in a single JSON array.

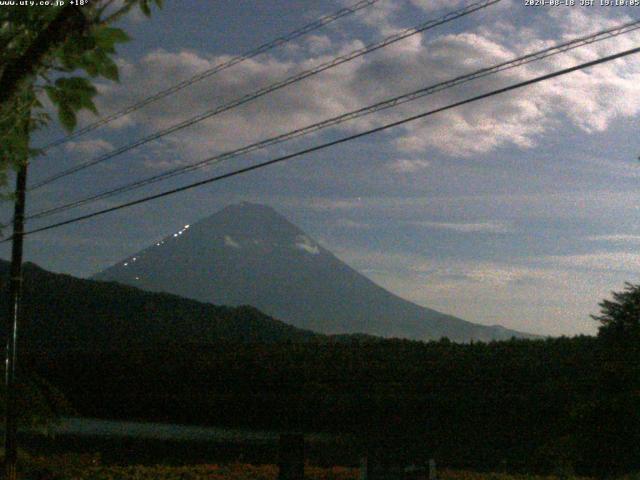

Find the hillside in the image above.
[
  {"left": 30, "top": 335, "right": 639, "bottom": 477},
  {"left": 1, "top": 264, "right": 635, "bottom": 476},
  {"left": 0, "top": 260, "right": 319, "bottom": 353}
]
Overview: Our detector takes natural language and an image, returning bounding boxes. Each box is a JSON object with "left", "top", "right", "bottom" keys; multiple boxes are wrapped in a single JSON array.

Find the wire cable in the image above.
[
  {"left": 9, "top": 44, "right": 640, "bottom": 241},
  {"left": 29, "top": 0, "right": 502, "bottom": 190},
  {"left": 39, "top": 0, "right": 383, "bottom": 150},
  {"left": 24, "top": 18, "right": 640, "bottom": 222}
]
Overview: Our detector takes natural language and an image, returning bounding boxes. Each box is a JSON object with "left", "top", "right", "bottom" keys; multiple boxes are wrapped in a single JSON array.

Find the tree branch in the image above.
[
  {"left": 0, "top": 5, "right": 87, "bottom": 108},
  {"left": 100, "top": 0, "right": 139, "bottom": 25}
]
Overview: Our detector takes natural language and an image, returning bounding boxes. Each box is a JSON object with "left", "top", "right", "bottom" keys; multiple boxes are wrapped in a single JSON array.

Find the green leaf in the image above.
[
  {"left": 107, "top": 27, "right": 130, "bottom": 44},
  {"left": 46, "top": 77, "right": 98, "bottom": 130},
  {"left": 0, "top": 0, "right": 159, "bottom": 192},
  {"left": 58, "top": 104, "right": 76, "bottom": 132},
  {"left": 94, "top": 26, "right": 130, "bottom": 51},
  {"left": 78, "top": 50, "right": 108, "bottom": 77},
  {"left": 82, "top": 97, "right": 99, "bottom": 115},
  {"left": 100, "top": 58, "right": 120, "bottom": 82},
  {"left": 44, "top": 85, "right": 61, "bottom": 105},
  {"left": 140, "top": 1, "right": 152, "bottom": 17},
  {"left": 81, "top": 59, "right": 100, "bottom": 77},
  {"left": 54, "top": 77, "right": 97, "bottom": 95}
]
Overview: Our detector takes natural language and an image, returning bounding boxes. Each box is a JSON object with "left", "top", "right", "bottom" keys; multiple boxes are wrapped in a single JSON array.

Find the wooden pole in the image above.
[
  {"left": 278, "top": 433, "right": 304, "bottom": 480},
  {"left": 4, "top": 163, "right": 28, "bottom": 480}
]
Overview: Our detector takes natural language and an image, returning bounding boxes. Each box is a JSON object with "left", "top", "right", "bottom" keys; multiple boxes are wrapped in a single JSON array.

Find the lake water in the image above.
[
  {"left": 15, "top": 417, "right": 351, "bottom": 466},
  {"left": 47, "top": 417, "right": 280, "bottom": 442},
  {"left": 42, "top": 417, "right": 330, "bottom": 443}
]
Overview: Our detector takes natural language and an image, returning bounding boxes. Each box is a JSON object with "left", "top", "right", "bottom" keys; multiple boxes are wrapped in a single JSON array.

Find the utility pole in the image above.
[{"left": 4, "top": 162, "right": 28, "bottom": 480}]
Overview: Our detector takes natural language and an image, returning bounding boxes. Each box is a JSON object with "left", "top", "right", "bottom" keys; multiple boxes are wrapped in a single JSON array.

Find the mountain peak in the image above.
[
  {"left": 195, "top": 202, "right": 303, "bottom": 240},
  {"left": 94, "top": 203, "right": 534, "bottom": 342},
  {"left": 222, "top": 201, "right": 279, "bottom": 215}
]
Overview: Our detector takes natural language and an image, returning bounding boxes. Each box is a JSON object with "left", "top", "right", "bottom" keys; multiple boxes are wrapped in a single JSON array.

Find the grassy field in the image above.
[{"left": 14, "top": 454, "right": 607, "bottom": 480}]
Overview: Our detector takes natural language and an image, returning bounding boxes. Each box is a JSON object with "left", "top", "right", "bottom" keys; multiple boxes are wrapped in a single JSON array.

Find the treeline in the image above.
[
  {"left": 0, "top": 260, "right": 319, "bottom": 352},
  {"left": 28, "top": 335, "right": 639, "bottom": 477},
  {"left": 3, "top": 261, "right": 639, "bottom": 475}
]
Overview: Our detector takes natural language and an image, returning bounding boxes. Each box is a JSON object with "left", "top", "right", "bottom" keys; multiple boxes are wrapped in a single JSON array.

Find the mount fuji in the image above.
[{"left": 93, "top": 202, "right": 533, "bottom": 342}]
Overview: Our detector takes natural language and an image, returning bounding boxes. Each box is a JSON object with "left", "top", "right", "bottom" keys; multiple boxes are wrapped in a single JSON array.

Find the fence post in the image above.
[
  {"left": 278, "top": 433, "right": 304, "bottom": 480},
  {"left": 428, "top": 459, "right": 437, "bottom": 480},
  {"left": 359, "top": 456, "right": 368, "bottom": 480}
]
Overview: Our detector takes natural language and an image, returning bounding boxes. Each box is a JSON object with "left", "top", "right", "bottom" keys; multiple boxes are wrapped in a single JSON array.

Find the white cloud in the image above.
[
  {"left": 330, "top": 247, "right": 544, "bottom": 285},
  {"left": 328, "top": 245, "right": 627, "bottom": 335},
  {"left": 277, "top": 190, "right": 640, "bottom": 222},
  {"left": 334, "top": 218, "right": 373, "bottom": 229},
  {"left": 386, "top": 158, "right": 431, "bottom": 173},
  {"left": 587, "top": 234, "right": 640, "bottom": 243},
  {"left": 295, "top": 235, "right": 320, "bottom": 255},
  {"left": 31, "top": 3, "right": 640, "bottom": 339},
  {"left": 409, "top": 0, "right": 467, "bottom": 11},
  {"left": 543, "top": 252, "right": 640, "bottom": 272},
  {"left": 86, "top": 10, "right": 640, "bottom": 171},
  {"left": 409, "top": 220, "right": 511, "bottom": 233},
  {"left": 224, "top": 235, "right": 241, "bottom": 249},
  {"left": 410, "top": 0, "right": 516, "bottom": 13},
  {"left": 64, "top": 139, "right": 113, "bottom": 156},
  {"left": 305, "top": 34, "right": 332, "bottom": 54},
  {"left": 354, "top": 0, "right": 401, "bottom": 35}
]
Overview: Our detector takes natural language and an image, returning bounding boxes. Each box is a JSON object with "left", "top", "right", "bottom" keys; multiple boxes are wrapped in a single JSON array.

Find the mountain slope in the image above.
[
  {"left": 0, "top": 260, "right": 319, "bottom": 353},
  {"left": 94, "top": 202, "right": 534, "bottom": 342}
]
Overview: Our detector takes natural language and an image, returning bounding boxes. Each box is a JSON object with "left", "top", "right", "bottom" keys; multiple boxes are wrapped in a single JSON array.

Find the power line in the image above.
[
  {"left": 10, "top": 44, "right": 640, "bottom": 241},
  {"left": 39, "top": 0, "right": 383, "bottom": 151},
  {"left": 25, "top": 18, "right": 640, "bottom": 222},
  {"left": 29, "top": 0, "right": 501, "bottom": 190}
]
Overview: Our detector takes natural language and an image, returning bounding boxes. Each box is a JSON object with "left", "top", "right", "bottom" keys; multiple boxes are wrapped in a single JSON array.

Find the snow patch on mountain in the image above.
[
  {"left": 295, "top": 235, "right": 320, "bottom": 255},
  {"left": 224, "top": 235, "right": 241, "bottom": 249},
  {"left": 93, "top": 202, "right": 536, "bottom": 342}
]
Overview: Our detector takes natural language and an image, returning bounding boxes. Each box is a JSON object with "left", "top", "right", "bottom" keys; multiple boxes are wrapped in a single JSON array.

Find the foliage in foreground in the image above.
[
  {"left": 9, "top": 275, "right": 640, "bottom": 476},
  {"left": 0, "top": 0, "right": 162, "bottom": 193},
  {"left": 16, "top": 454, "right": 605, "bottom": 480}
]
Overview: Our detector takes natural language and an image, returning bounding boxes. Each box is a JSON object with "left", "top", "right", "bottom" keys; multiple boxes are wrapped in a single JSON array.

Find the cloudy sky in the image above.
[{"left": 3, "top": 0, "right": 640, "bottom": 336}]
